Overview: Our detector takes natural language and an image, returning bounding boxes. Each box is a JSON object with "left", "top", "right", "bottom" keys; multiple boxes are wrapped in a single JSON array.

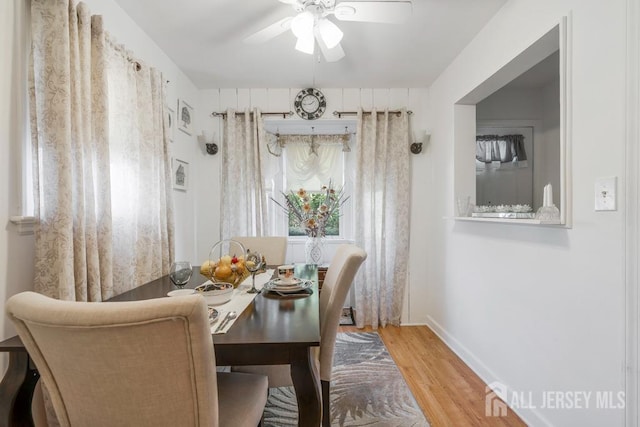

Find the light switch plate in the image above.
[{"left": 595, "top": 177, "right": 617, "bottom": 211}]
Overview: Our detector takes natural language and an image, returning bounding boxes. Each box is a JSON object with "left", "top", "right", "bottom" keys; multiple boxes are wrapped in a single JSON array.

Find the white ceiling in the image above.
[{"left": 112, "top": 0, "right": 507, "bottom": 89}]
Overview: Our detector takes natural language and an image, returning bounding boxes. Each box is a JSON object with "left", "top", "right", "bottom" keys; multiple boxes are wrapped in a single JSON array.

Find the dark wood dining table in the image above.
[{"left": 0, "top": 264, "right": 321, "bottom": 427}]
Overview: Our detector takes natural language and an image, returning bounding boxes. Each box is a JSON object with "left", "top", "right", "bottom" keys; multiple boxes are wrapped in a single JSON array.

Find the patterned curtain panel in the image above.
[
  {"left": 354, "top": 109, "right": 411, "bottom": 328},
  {"left": 221, "top": 109, "right": 268, "bottom": 238},
  {"left": 29, "top": 0, "right": 174, "bottom": 302}
]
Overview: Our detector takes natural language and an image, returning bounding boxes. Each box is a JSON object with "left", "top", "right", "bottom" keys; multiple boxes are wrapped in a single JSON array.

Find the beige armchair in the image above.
[
  {"left": 6, "top": 292, "right": 268, "bottom": 427},
  {"left": 234, "top": 243, "right": 367, "bottom": 427},
  {"left": 231, "top": 236, "right": 288, "bottom": 265}
]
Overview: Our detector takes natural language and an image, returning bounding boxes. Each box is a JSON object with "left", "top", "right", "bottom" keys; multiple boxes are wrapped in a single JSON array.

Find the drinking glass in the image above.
[
  {"left": 456, "top": 196, "right": 471, "bottom": 217},
  {"left": 245, "top": 251, "right": 263, "bottom": 294},
  {"left": 169, "top": 261, "right": 193, "bottom": 288}
]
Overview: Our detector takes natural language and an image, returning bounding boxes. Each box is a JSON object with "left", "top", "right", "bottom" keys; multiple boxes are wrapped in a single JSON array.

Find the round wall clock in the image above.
[{"left": 294, "top": 88, "right": 327, "bottom": 120}]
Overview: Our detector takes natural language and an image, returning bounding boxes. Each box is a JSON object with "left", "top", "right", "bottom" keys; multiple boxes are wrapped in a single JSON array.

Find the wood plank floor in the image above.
[{"left": 338, "top": 325, "right": 527, "bottom": 427}]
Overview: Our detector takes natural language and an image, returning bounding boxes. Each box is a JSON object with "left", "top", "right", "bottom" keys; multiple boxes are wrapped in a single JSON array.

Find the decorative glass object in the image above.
[
  {"left": 204, "top": 239, "right": 248, "bottom": 288},
  {"left": 305, "top": 236, "right": 324, "bottom": 265},
  {"left": 535, "top": 205, "right": 560, "bottom": 221}
]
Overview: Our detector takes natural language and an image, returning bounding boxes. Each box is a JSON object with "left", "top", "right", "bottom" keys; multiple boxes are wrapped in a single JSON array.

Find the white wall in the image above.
[
  {"left": 0, "top": 0, "right": 200, "bottom": 375},
  {"left": 426, "top": 0, "right": 628, "bottom": 425},
  {"left": 196, "top": 88, "right": 430, "bottom": 322}
]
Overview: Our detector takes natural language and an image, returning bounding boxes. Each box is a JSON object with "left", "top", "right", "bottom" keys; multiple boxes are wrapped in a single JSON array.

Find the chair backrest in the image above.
[
  {"left": 318, "top": 244, "right": 367, "bottom": 381},
  {"left": 231, "top": 236, "right": 288, "bottom": 265},
  {"left": 6, "top": 292, "right": 219, "bottom": 427}
]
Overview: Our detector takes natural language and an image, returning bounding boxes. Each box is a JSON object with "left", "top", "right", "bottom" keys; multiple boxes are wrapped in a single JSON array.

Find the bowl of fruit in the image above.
[{"left": 199, "top": 239, "right": 249, "bottom": 288}]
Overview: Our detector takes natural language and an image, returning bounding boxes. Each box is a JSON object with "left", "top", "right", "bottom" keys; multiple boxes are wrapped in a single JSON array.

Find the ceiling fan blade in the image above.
[
  {"left": 243, "top": 16, "right": 293, "bottom": 44},
  {"left": 333, "top": 1, "right": 412, "bottom": 24},
  {"left": 317, "top": 37, "right": 345, "bottom": 62}
]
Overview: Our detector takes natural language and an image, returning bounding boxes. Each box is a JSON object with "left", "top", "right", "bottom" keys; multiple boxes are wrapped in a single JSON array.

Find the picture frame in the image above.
[
  {"left": 172, "top": 158, "right": 189, "bottom": 191},
  {"left": 177, "top": 99, "right": 194, "bottom": 136},
  {"left": 167, "top": 107, "right": 175, "bottom": 143}
]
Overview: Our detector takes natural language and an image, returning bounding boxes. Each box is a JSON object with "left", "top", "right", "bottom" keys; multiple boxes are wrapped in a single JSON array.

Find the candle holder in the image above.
[{"left": 535, "top": 205, "right": 560, "bottom": 221}]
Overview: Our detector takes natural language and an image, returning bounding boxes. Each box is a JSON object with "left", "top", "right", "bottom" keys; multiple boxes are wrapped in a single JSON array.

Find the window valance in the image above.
[{"left": 476, "top": 134, "right": 527, "bottom": 164}]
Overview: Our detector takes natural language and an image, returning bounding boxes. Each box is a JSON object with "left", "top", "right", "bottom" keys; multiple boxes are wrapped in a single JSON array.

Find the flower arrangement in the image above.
[{"left": 272, "top": 181, "right": 349, "bottom": 238}]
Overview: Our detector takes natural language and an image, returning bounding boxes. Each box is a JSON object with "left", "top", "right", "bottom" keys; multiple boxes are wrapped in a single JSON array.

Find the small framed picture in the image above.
[
  {"left": 167, "top": 107, "right": 175, "bottom": 143},
  {"left": 178, "top": 99, "right": 194, "bottom": 136},
  {"left": 172, "top": 158, "right": 189, "bottom": 191}
]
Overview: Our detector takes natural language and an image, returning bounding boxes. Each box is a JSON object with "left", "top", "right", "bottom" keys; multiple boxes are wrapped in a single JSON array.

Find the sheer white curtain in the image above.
[
  {"left": 105, "top": 42, "right": 174, "bottom": 295},
  {"left": 353, "top": 109, "right": 411, "bottom": 328},
  {"left": 285, "top": 140, "right": 343, "bottom": 191},
  {"left": 29, "top": 0, "right": 174, "bottom": 302},
  {"left": 221, "top": 109, "right": 268, "bottom": 238}
]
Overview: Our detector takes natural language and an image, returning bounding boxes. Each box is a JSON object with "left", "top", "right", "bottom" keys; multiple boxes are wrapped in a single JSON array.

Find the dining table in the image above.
[{"left": 0, "top": 264, "right": 321, "bottom": 427}]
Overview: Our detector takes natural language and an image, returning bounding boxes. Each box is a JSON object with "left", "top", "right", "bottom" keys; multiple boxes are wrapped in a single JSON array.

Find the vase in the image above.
[{"left": 305, "top": 236, "right": 324, "bottom": 265}]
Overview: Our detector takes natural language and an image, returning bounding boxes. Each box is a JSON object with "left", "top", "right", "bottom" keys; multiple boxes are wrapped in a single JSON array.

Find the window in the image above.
[
  {"left": 285, "top": 141, "right": 345, "bottom": 237},
  {"left": 264, "top": 121, "right": 355, "bottom": 241}
]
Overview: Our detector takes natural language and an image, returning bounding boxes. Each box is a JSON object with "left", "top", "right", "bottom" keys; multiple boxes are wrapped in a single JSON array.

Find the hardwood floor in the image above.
[{"left": 338, "top": 325, "right": 527, "bottom": 427}]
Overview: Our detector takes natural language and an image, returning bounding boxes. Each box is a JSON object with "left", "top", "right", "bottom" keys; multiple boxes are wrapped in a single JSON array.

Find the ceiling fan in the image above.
[{"left": 244, "top": 0, "right": 412, "bottom": 62}]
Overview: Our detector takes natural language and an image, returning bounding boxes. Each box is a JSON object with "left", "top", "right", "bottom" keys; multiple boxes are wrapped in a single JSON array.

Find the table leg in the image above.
[
  {"left": 0, "top": 352, "right": 39, "bottom": 427},
  {"left": 290, "top": 347, "right": 321, "bottom": 427}
]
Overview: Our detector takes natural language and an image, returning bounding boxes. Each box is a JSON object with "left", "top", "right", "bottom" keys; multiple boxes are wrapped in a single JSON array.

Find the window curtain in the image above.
[
  {"left": 29, "top": 0, "right": 174, "bottom": 303},
  {"left": 221, "top": 108, "right": 268, "bottom": 238},
  {"left": 476, "top": 134, "right": 527, "bottom": 163},
  {"left": 354, "top": 109, "right": 411, "bottom": 328},
  {"left": 284, "top": 139, "right": 343, "bottom": 191}
]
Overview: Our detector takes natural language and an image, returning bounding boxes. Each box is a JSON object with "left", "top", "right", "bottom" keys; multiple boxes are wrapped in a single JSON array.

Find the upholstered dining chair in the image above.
[
  {"left": 231, "top": 236, "right": 288, "bottom": 265},
  {"left": 6, "top": 292, "right": 268, "bottom": 427},
  {"left": 234, "top": 243, "right": 367, "bottom": 427}
]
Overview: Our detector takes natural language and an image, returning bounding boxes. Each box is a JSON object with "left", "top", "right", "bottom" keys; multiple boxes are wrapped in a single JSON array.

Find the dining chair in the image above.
[
  {"left": 231, "top": 236, "right": 288, "bottom": 265},
  {"left": 6, "top": 292, "right": 268, "bottom": 427},
  {"left": 233, "top": 243, "right": 367, "bottom": 427}
]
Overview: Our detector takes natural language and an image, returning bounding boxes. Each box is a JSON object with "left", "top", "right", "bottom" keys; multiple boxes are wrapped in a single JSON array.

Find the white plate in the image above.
[
  {"left": 271, "top": 277, "right": 303, "bottom": 287},
  {"left": 264, "top": 280, "right": 312, "bottom": 294},
  {"left": 167, "top": 289, "right": 196, "bottom": 297}
]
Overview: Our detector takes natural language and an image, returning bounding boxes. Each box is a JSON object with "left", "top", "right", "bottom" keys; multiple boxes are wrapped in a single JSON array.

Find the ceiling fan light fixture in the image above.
[
  {"left": 317, "top": 18, "right": 343, "bottom": 49},
  {"left": 291, "top": 11, "right": 314, "bottom": 39},
  {"left": 295, "top": 35, "right": 315, "bottom": 54}
]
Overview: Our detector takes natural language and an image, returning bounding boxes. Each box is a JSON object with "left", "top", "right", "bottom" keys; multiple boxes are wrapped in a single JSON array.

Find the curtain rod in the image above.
[
  {"left": 211, "top": 111, "right": 293, "bottom": 119},
  {"left": 211, "top": 110, "right": 413, "bottom": 119},
  {"left": 332, "top": 110, "right": 412, "bottom": 118}
]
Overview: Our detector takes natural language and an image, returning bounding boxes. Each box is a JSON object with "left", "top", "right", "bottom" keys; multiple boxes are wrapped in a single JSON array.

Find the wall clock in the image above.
[{"left": 294, "top": 88, "right": 326, "bottom": 120}]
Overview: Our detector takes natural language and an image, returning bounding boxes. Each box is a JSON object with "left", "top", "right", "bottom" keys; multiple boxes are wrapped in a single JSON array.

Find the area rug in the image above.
[{"left": 263, "top": 332, "right": 430, "bottom": 426}]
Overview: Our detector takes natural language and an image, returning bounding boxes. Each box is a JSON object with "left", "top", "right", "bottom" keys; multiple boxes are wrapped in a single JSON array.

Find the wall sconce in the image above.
[
  {"left": 197, "top": 132, "right": 218, "bottom": 155},
  {"left": 410, "top": 130, "right": 430, "bottom": 154}
]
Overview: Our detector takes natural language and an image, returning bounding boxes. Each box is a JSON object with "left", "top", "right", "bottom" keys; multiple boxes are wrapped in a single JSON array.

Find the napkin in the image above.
[{"left": 210, "top": 269, "right": 274, "bottom": 334}]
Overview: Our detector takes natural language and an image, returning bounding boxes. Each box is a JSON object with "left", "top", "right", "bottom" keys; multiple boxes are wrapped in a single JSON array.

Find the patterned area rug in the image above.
[{"left": 264, "top": 332, "right": 430, "bottom": 426}]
